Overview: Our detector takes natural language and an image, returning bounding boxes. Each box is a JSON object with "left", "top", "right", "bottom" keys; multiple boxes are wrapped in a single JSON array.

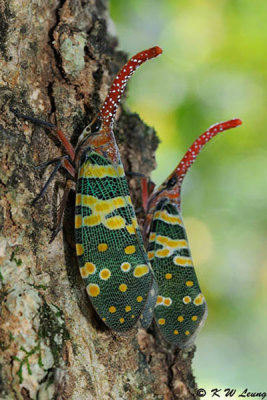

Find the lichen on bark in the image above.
[{"left": 0, "top": 0, "right": 200, "bottom": 398}]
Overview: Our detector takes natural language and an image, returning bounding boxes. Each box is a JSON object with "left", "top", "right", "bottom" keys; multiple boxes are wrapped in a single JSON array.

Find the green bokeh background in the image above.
[{"left": 110, "top": 0, "right": 267, "bottom": 392}]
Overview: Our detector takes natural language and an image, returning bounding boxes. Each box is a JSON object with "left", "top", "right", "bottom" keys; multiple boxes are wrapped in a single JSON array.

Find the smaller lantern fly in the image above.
[{"left": 142, "top": 118, "right": 242, "bottom": 347}]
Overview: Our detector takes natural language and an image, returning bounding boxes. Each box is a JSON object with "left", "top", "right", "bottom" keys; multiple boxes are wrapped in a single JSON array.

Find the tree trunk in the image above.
[{"left": 0, "top": 1, "right": 199, "bottom": 399}]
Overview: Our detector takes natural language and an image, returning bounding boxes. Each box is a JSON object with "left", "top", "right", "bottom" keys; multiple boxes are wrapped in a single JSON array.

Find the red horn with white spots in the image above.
[
  {"left": 100, "top": 46, "right": 162, "bottom": 130},
  {"left": 175, "top": 118, "right": 242, "bottom": 188},
  {"left": 145, "top": 118, "right": 242, "bottom": 215}
]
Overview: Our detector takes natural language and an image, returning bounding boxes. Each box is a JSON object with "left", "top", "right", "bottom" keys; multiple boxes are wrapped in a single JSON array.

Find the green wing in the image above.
[
  {"left": 147, "top": 199, "right": 207, "bottom": 347},
  {"left": 75, "top": 151, "right": 154, "bottom": 332}
]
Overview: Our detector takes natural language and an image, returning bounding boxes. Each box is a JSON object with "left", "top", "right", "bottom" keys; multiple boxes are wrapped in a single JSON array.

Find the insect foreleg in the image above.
[
  {"left": 32, "top": 156, "right": 75, "bottom": 205},
  {"left": 12, "top": 110, "right": 75, "bottom": 160}
]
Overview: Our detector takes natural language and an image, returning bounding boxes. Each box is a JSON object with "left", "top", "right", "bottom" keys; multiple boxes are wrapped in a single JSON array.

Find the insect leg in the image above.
[
  {"left": 34, "top": 157, "right": 68, "bottom": 170},
  {"left": 140, "top": 178, "right": 155, "bottom": 210},
  {"left": 32, "top": 159, "right": 62, "bottom": 205},
  {"left": 13, "top": 111, "right": 75, "bottom": 161},
  {"left": 32, "top": 156, "right": 75, "bottom": 205},
  {"left": 50, "top": 179, "right": 74, "bottom": 242}
]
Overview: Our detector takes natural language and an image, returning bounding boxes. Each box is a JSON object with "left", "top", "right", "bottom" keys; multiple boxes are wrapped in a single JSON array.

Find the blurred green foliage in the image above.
[{"left": 110, "top": 0, "right": 267, "bottom": 391}]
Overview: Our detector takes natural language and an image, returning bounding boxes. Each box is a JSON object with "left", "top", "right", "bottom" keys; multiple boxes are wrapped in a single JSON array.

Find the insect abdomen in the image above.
[
  {"left": 148, "top": 200, "right": 207, "bottom": 347},
  {"left": 75, "top": 151, "right": 154, "bottom": 331}
]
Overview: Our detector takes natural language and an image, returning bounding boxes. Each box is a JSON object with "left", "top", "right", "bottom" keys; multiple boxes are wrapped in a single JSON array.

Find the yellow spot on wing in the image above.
[
  {"left": 76, "top": 244, "right": 84, "bottom": 256},
  {"left": 156, "top": 236, "right": 188, "bottom": 248},
  {"left": 133, "top": 265, "right": 149, "bottom": 278},
  {"left": 158, "top": 318, "right": 165, "bottom": 325},
  {"left": 176, "top": 239, "right": 187, "bottom": 248},
  {"left": 156, "top": 296, "right": 163, "bottom": 304},
  {"left": 119, "top": 284, "right": 127, "bottom": 292},
  {"left": 106, "top": 166, "right": 115, "bottom": 177},
  {"left": 131, "top": 217, "right": 138, "bottom": 229},
  {"left": 85, "top": 163, "right": 110, "bottom": 178},
  {"left": 192, "top": 316, "right": 198, "bottom": 321},
  {"left": 84, "top": 214, "right": 101, "bottom": 227},
  {"left": 75, "top": 215, "right": 82, "bottom": 229},
  {"left": 194, "top": 293, "right": 205, "bottom": 305},
  {"left": 112, "top": 197, "right": 125, "bottom": 208},
  {"left": 117, "top": 165, "right": 125, "bottom": 176},
  {"left": 185, "top": 330, "right": 190, "bottom": 336},
  {"left": 119, "top": 318, "right": 125, "bottom": 324},
  {"left": 177, "top": 316, "right": 184, "bottom": 322},
  {"left": 173, "top": 256, "right": 193, "bottom": 267},
  {"left": 121, "top": 262, "right": 131, "bottom": 272},
  {"left": 156, "top": 236, "right": 168, "bottom": 245},
  {"left": 80, "top": 262, "right": 96, "bottom": 277},
  {"left": 165, "top": 273, "right": 172, "bottom": 280},
  {"left": 163, "top": 298, "right": 172, "bottom": 306},
  {"left": 174, "top": 329, "right": 179, "bottom": 335},
  {"left": 80, "top": 164, "right": 125, "bottom": 179},
  {"left": 98, "top": 243, "right": 108, "bottom": 252},
  {"left": 105, "top": 216, "right": 125, "bottom": 230},
  {"left": 126, "top": 195, "right": 132, "bottom": 206},
  {"left": 87, "top": 284, "right": 100, "bottom": 297},
  {"left": 154, "top": 210, "right": 182, "bottom": 225},
  {"left": 109, "top": 306, "right": 116, "bottom": 313},
  {"left": 149, "top": 232, "right": 156, "bottom": 242},
  {"left": 148, "top": 251, "right": 154, "bottom": 260},
  {"left": 156, "top": 249, "right": 170, "bottom": 258},
  {"left": 125, "top": 245, "right": 136, "bottom": 255},
  {"left": 80, "top": 196, "right": 128, "bottom": 218},
  {"left": 95, "top": 202, "right": 113, "bottom": 213},
  {"left": 137, "top": 296, "right": 143, "bottom": 302},
  {"left": 76, "top": 193, "right": 81, "bottom": 205},
  {"left": 99, "top": 269, "right": 111, "bottom": 280},
  {"left": 82, "top": 195, "right": 97, "bottom": 206},
  {"left": 125, "top": 306, "right": 131, "bottom": 312},
  {"left": 183, "top": 296, "right": 191, "bottom": 304},
  {"left": 168, "top": 239, "right": 187, "bottom": 248},
  {"left": 186, "top": 280, "right": 194, "bottom": 287},
  {"left": 126, "top": 225, "right": 135, "bottom": 234}
]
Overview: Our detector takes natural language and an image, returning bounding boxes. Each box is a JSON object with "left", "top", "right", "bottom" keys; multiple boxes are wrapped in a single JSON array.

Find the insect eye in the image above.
[
  {"left": 167, "top": 176, "right": 177, "bottom": 188},
  {"left": 90, "top": 118, "right": 102, "bottom": 133}
]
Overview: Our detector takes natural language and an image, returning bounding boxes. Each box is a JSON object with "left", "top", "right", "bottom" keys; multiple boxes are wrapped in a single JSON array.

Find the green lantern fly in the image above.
[
  {"left": 143, "top": 118, "right": 242, "bottom": 347},
  {"left": 74, "top": 46, "right": 163, "bottom": 332},
  {"left": 29, "top": 46, "right": 162, "bottom": 332}
]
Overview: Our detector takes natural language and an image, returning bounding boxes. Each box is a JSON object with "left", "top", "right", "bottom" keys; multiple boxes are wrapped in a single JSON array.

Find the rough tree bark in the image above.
[{"left": 0, "top": 1, "right": 199, "bottom": 399}]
